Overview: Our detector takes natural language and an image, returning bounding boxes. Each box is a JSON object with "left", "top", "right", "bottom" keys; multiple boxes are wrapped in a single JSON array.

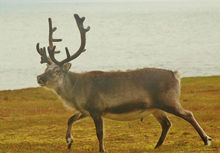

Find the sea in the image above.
[{"left": 0, "top": 0, "right": 220, "bottom": 90}]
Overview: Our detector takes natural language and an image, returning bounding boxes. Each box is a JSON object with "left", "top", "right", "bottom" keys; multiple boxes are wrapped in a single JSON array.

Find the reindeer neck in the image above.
[{"left": 55, "top": 71, "right": 79, "bottom": 97}]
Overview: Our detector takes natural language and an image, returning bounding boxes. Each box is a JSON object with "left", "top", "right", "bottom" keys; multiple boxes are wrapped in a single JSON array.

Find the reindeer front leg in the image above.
[
  {"left": 90, "top": 113, "right": 105, "bottom": 152},
  {"left": 66, "top": 113, "right": 87, "bottom": 149}
]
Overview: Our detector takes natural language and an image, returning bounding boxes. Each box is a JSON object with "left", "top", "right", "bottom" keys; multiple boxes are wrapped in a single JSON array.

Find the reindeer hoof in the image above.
[
  {"left": 205, "top": 136, "right": 212, "bottom": 146},
  {"left": 67, "top": 142, "right": 73, "bottom": 149},
  {"left": 66, "top": 136, "right": 73, "bottom": 149}
]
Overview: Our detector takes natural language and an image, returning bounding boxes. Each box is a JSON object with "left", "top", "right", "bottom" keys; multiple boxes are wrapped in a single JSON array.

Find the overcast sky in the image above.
[
  {"left": 0, "top": 0, "right": 144, "bottom": 2},
  {"left": 0, "top": 0, "right": 210, "bottom": 3}
]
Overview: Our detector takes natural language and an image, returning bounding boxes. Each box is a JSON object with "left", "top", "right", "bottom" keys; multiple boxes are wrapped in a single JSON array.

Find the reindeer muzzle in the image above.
[{"left": 37, "top": 75, "right": 47, "bottom": 86}]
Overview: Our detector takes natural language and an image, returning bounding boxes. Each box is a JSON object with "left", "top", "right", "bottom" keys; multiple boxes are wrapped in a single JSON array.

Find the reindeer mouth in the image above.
[
  {"left": 38, "top": 82, "right": 46, "bottom": 86},
  {"left": 38, "top": 81, "right": 46, "bottom": 86}
]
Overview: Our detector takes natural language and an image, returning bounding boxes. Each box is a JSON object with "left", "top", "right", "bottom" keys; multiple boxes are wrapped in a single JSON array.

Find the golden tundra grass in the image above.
[{"left": 0, "top": 76, "right": 219, "bottom": 153}]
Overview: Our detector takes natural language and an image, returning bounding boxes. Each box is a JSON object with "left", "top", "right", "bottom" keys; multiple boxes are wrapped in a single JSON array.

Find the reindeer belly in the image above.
[
  {"left": 102, "top": 100, "right": 156, "bottom": 121},
  {"left": 100, "top": 90, "right": 155, "bottom": 121},
  {"left": 103, "top": 109, "right": 156, "bottom": 121}
]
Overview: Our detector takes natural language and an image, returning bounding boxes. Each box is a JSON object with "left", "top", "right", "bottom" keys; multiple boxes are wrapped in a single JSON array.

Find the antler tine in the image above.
[
  {"left": 36, "top": 18, "right": 62, "bottom": 65},
  {"left": 36, "top": 43, "right": 51, "bottom": 64},
  {"left": 48, "top": 18, "right": 62, "bottom": 53},
  {"left": 74, "top": 14, "right": 90, "bottom": 32},
  {"left": 48, "top": 14, "right": 90, "bottom": 66}
]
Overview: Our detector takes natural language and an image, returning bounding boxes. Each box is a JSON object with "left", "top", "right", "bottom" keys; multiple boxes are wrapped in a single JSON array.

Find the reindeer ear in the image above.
[{"left": 62, "top": 63, "right": 72, "bottom": 72}]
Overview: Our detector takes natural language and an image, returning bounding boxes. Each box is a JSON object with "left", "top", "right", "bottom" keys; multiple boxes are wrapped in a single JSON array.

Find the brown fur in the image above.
[{"left": 37, "top": 65, "right": 211, "bottom": 152}]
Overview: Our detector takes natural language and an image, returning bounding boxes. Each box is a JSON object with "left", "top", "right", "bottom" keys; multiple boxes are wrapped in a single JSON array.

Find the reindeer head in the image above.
[{"left": 36, "top": 14, "right": 90, "bottom": 89}]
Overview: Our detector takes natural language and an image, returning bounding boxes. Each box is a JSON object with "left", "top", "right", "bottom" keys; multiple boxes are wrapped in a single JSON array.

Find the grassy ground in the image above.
[{"left": 0, "top": 76, "right": 219, "bottom": 153}]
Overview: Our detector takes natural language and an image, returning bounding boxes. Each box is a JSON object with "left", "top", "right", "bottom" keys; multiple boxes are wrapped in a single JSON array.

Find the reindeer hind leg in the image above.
[{"left": 159, "top": 102, "right": 211, "bottom": 146}]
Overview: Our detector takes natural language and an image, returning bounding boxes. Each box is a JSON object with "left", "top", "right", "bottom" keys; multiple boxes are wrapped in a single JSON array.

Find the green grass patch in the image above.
[{"left": 0, "top": 76, "right": 219, "bottom": 152}]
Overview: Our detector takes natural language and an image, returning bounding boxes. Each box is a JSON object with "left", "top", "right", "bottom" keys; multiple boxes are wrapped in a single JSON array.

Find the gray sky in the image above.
[
  {"left": 0, "top": 0, "right": 142, "bottom": 2},
  {"left": 0, "top": 0, "right": 205, "bottom": 3}
]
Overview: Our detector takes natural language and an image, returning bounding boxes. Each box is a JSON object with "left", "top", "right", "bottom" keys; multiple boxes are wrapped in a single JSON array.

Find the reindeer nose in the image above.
[{"left": 37, "top": 75, "right": 46, "bottom": 85}]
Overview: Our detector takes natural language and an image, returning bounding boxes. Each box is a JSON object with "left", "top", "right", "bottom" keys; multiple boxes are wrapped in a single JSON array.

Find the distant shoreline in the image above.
[{"left": 0, "top": 75, "right": 219, "bottom": 92}]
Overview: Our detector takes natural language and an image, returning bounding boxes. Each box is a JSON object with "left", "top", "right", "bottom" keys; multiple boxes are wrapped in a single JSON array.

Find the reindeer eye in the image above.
[{"left": 55, "top": 70, "right": 61, "bottom": 74}]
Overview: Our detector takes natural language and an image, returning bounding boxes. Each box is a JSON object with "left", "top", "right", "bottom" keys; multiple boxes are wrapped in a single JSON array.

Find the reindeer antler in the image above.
[
  {"left": 48, "top": 18, "right": 62, "bottom": 53},
  {"left": 48, "top": 14, "right": 90, "bottom": 66},
  {"left": 36, "top": 43, "right": 51, "bottom": 64},
  {"left": 36, "top": 17, "right": 62, "bottom": 64}
]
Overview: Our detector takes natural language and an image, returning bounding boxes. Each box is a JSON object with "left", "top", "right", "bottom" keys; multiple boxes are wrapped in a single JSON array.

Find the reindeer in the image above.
[{"left": 36, "top": 14, "right": 211, "bottom": 152}]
